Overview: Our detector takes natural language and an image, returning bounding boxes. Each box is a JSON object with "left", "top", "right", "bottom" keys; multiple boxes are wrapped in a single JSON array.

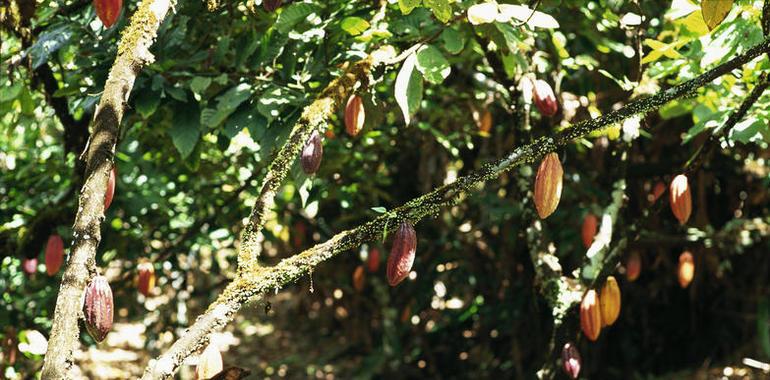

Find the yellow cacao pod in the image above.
[
  {"left": 678, "top": 251, "right": 695, "bottom": 288},
  {"left": 534, "top": 153, "right": 563, "bottom": 219},
  {"left": 600, "top": 276, "right": 621, "bottom": 327},
  {"left": 669, "top": 174, "right": 692, "bottom": 225},
  {"left": 580, "top": 289, "right": 602, "bottom": 341}
]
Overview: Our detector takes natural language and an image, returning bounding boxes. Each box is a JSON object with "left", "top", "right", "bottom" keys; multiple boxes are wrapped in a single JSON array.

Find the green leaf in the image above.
[
  {"left": 170, "top": 103, "right": 201, "bottom": 159},
  {"left": 440, "top": 28, "right": 464, "bottom": 54},
  {"left": 340, "top": 17, "right": 370, "bottom": 36},
  {"left": 371, "top": 207, "right": 387, "bottom": 214},
  {"left": 424, "top": 0, "right": 451, "bottom": 23},
  {"left": 0, "top": 83, "right": 22, "bottom": 102},
  {"left": 275, "top": 3, "right": 319, "bottom": 34},
  {"left": 759, "top": 297, "right": 770, "bottom": 358},
  {"left": 394, "top": 52, "right": 423, "bottom": 125},
  {"left": 398, "top": 0, "right": 421, "bottom": 15},
  {"left": 415, "top": 45, "right": 451, "bottom": 84},
  {"left": 134, "top": 89, "right": 161, "bottom": 119},
  {"left": 202, "top": 83, "right": 253, "bottom": 128},
  {"left": 257, "top": 86, "right": 297, "bottom": 122},
  {"left": 190, "top": 77, "right": 212, "bottom": 95}
]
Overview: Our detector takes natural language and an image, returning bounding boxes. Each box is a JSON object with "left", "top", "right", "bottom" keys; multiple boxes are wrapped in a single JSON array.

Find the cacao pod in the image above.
[
  {"left": 137, "top": 262, "right": 156, "bottom": 297},
  {"left": 669, "top": 174, "right": 692, "bottom": 225},
  {"left": 45, "top": 234, "right": 64, "bottom": 276},
  {"left": 581, "top": 213, "right": 597, "bottom": 248},
  {"left": 300, "top": 130, "right": 323, "bottom": 175},
  {"left": 387, "top": 222, "right": 416, "bottom": 286},
  {"left": 353, "top": 265, "right": 365, "bottom": 292},
  {"left": 650, "top": 181, "right": 666, "bottom": 204},
  {"left": 344, "top": 95, "right": 365, "bottom": 137},
  {"left": 626, "top": 251, "right": 642, "bottom": 282},
  {"left": 580, "top": 289, "right": 602, "bottom": 341},
  {"left": 22, "top": 258, "right": 37, "bottom": 275},
  {"left": 105, "top": 167, "right": 116, "bottom": 210},
  {"left": 93, "top": 0, "right": 122, "bottom": 28},
  {"left": 599, "top": 276, "right": 621, "bottom": 327},
  {"left": 263, "top": 0, "right": 282, "bottom": 12},
  {"left": 196, "top": 344, "right": 223, "bottom": 380},
  {"left": 533, "top": 153, "right": 563, "bottom": 219},
  {"left": 84, "top": 275, "right": 113, "bottom": 342},
  {"left": 367, "top": 247, "right": 380, "bottom": 273},
  {"left": 533, "top": 79, "right": 558, "bottom": 117},
  {"left": 479, "top": 109, "right": 492, "bottom": 134},
  {"left": 678, "top": 251, "right": 694, "bottom": 288},
  {"left": 292, "top": 221, "right": 306, "bottom": 249},
  {"left": 400, "top": 305, "right": 412, "bottom": 323},
  {"left": 561, "top": 342, "right": 581, "bottom": 379}
]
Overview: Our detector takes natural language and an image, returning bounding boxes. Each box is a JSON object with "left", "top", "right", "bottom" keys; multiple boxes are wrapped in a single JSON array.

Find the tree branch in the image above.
[{"left": 41, "top": 0, "right": 174, "bottom": 378}]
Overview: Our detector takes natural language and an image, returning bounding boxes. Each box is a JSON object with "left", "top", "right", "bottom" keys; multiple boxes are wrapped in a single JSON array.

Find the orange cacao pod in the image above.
[
  {"left": 599, "top": 276, "right": 621, "bottom": 327},
  {"left": 626, "top": 251, "right": 642, "bottom": 282},
  {"left": 84, "top": 275, "right": 113, "bottom": 342},
  {"left": 533, "top": 79, "right": 558, "bottom": 117},
  {"left": 137, "top": 262, "right": 156, "bottom": 297},
  {"left": 344, "top": 95, "right": 365, "bottom": 136},
  {"left": 22, "top": 258, "right": 38, "bottom": 275},
  {"left": 561, "top": 342, "right": 581, "bottom": 379},
  {"left": 367, "top": 247, "right": 380, "bottom": 273},
  {"left": 581, "top": 213, "right": 597, "bottom": 248},
  {"left": 580, "top": 289, "right": 602, "bottom": 341},
  {"left": 669, "top": 174, "right": 692, "bottom": 225},
  {"left": 45, "top": 234, "right": 64, "bottom": 276},
  {"left": 387, "top": 222, "right": 416, "bottom": 286},
  {"left": 479, "top": 109, "right": 492, "bottom": 134},
  {"left": 353, "top": 265, "right": 365, "bottom": 292},
  {"left": 678, "top": 251, "right": 694, "bottom": 288},
  {"left": 93, "top": 0, "right": 122, "bottom": 28},
  {"left": 105, "top": 167, "right": 116, "bottom": 210},
  {"left": 300, "top": 130, "right": 323, "bottom": 174},
  {"left": 196, "top": 344, "right": 223, "bottom": 380},
  {"left": 533, "top": 153, "right": 563, "bottom": 219},
  {"left": 650, "top": 181, "right": 666, "bottom": 204}
]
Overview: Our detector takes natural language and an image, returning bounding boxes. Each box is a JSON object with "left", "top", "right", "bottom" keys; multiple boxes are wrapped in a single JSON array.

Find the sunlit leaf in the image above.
[{"left": 701, "top": 0, "right": 733, "bottom": 31}]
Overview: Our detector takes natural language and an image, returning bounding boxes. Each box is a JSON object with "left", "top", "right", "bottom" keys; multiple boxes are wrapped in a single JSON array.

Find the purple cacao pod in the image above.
[
  {"left": 386, "top": 222, "right": 416, "bottom": 286},
  {"left": 263, "top": 0, "right": 282, "bottom": 12},
  {"left": 533, "top": 79, "right": 558, "bottom": 117},
  {"left": 300, "top": 130, "right": 323, "bottom": 175},
  {"left": 83, "top": 275, "right": 113, "bottom": 342},
  {"left": 561, "top": 342, "right": 581, "bottom": 379}
]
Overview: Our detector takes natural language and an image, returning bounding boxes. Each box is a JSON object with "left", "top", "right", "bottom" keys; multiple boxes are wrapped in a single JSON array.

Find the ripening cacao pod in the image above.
[
  {"left": 626, "top": 251, "right": 642, "bottom": 282},
  {"left": 45, "top": 234, "right": 64, "bottom": 276},
  {"left": 353, "top": 265, "right": 365, "bottom": 292},
  {"left": 650, "top": 181, "right": 666, "bottom": 204},
  {"left": 344, "top": 95, "right": 365, "bottom": 137},
  {"left": 678, "top": 251, "right": 694, "bottom": 288},
  {"left": 367, "top": 247, "right": 380, "bottom": 273},
  {"left": 387, "top": 222, "right": 416, "bottom": 286},
  {"left": 561, "top": 342, "right": 581, "bottom": 379},
  {"left": 137, "top": 262, "right": 156, "bottom": 297},
  {"left": 669, "top": 174, "right": 692, "bottom": 225},
  {"left": 83, "top": 275, "right": 113, "bottom": 342},
  {"left": 292, "top": 221, "right": 306, "bottom": 249},
  {"left": 93, "top": 0, "right": 122, "bottom": 28},
  {"left": 263, "top": 0, "right": 282, "bottom": 12},
  {"left": 600, "top": 276, "right": 621, "bottom": 327},
  {"left": 581, "top": 213, "right": 598, "bottom": 248},
  {"left": 300, "top": 130, "right": 323, "bottom": 175},
  {"left": 22, "top": 258, "right": 37, "bottom": 275},
  {"left": 533, "top": 153, "right": 563, "bottom": 219},
  {"left": 580, "top": 289, "right": 602, "bottom": 341},
  {"left": 532, "top": 79, "right": 558, "bottom": 117},
  {"left": 196, "top": 344, "right": 223, "bottom": 380},
  {"left": 104, "top": 167, "right": 116, "bottom": 210},
  {"left": 400, "top": 305, "right": 412, "bottom": 323},
  {"left": 479, "top": 109, "right": 492, "bottom": 134}
]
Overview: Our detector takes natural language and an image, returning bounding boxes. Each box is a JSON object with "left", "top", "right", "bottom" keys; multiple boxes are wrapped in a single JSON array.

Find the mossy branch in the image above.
[{"left": 41, "top": 0, "right": 174, "bottom": 378}]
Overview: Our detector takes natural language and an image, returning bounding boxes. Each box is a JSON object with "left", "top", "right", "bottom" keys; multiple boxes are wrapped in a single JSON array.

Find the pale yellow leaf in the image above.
[
  {"left": 467, "top": 2, "right": 498, "bottom": 25},
  {"left": 701, "top": 0, "right": 733, "bottom": 31}
]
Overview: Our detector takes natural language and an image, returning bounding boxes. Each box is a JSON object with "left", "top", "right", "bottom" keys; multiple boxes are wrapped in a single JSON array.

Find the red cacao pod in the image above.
[
  {"left": 479, "top": 109, "right": 492, "bottom": 134},
  {"left": 533, "top": 153, "right": 563, "bottom": 219},
  {"left": 532, "top": 79, "right": 558, "bottom": 117},
  {"left": 84, "top": 275, "right": 113, "bottom": 342},
  {"left": 195, "top": 344, "right": 223, "bottom": 380},
  {"left": 93, "top": 0, "right": 122, "bottom": 28},
  {"left": 626, "top": 251, "right": 642, "bottom": 282},
  {"left": 292, "top": 221, "right": 306, "bottom": 249},
  {"left": 367, "top": 247, "right": 380, "bottom": 273},
  {"left": 599, "top": 276, "right": 621, "bottom": 327},
  {"left": 263, "top": 0, "right": 282, "bottom": 12},
  {"left": 669, "top": 174, "right": 692, "bottom": 225},
  {"left": 387, "top": 222, "right": 416, "bottom": 286},
  {"left": 344, "top": 95, "right": 365, "bottom": 137},
  {"left": 45, "top": 234, "right": 64, "bottom": 276},
  {"left": 580, "top": 289, "right": 602, "bottom": 341},
  {"left": 300, "top": 130, "right": 323, "bottom": 175},
  {"left": 104, "top": 167, "right": 116, "bottom": 210},
  {"left": 353, "top": 265, "right": 365, "bottom": 292},
  {"left": 137, "top": 262, "right": 156, "bottom": 297},
  {"left": 581, "top": 213, "right": 598, "bottom": 248},
  {"left": 561, "top": 342, "right": 581, "bottom": 379},
  {"left": 22, "top": 258, "right": 38, "bottom": 275},
  {"left": 678, "top": 251, "right": 694, "bottom": 288},
  {"left": 650, "top": 181, "right": 666, "bottom": 204}
]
